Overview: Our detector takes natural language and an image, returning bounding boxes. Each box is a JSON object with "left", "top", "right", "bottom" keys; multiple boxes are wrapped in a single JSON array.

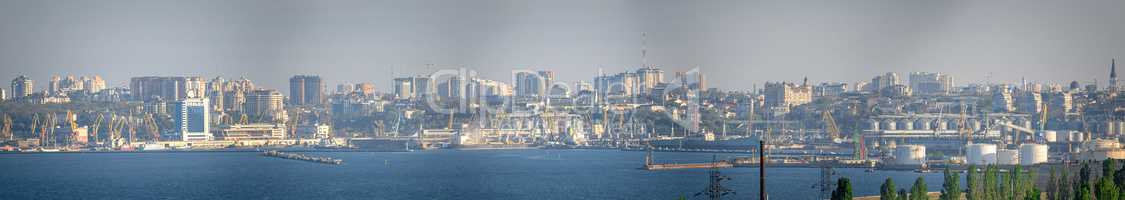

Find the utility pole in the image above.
[{"left": 759, "top": 140, "right": 766, "bottom": 200}]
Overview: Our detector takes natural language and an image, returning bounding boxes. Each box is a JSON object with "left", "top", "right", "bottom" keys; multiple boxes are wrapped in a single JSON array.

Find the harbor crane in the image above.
[
  {"left": 1, "top": 115, "right": 12, "bottom": 141},
  {"left": 822, "top": 109, "right": 841, "bottom": 141},
  {"left": 90, "top": 113, "right": 103, "bottom": 145},
  {"left": 144, "top": 114, "right": 160, "bottom": 142}
]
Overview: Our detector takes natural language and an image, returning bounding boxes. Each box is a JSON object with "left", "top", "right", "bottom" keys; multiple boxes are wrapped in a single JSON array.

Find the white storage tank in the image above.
[
  {"left": 997, "top": 149, "right": 1019, "bottom": 165},
  {"left": 895, "top": 145, "right": 926, "bottom": 165},
  {"left": 1070, "top": 131, "right": 1085, "bottom": 142},
  {"left": 1043, "top": 131, "right": 1057, "bottom": 143},
  {"left": 1019, "top": 144, "right": 1049, "bottom": 165},
  {"left": 966, "top": 143, "right": 998, "bottom": 165}
]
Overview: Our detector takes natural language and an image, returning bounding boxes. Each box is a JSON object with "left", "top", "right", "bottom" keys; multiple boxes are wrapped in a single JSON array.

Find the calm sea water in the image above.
[{"left": 0, "top": 150, "right": 950, "bottom": 200}]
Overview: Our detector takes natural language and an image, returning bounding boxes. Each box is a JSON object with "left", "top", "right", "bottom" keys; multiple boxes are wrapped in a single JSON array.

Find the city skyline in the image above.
[{"left": 2, "top": 0, "right": 1124, "bottom": 93}]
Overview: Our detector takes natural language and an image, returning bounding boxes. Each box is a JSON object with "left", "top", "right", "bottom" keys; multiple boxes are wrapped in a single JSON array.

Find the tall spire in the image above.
[
  {"left": 1112, "top": 59, "right": 1117, "bottom": 79},
  {"left": 1111, "top": 59, "right": 1118, "bottom": 93}
]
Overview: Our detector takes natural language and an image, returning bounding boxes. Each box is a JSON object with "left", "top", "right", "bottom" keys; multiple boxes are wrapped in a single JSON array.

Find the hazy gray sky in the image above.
[{"left": 1, "top": 0, "right": 1123, "bottom": 93}]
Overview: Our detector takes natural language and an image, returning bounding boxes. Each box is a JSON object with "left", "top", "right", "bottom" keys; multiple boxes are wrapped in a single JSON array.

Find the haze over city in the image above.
[
  {"left": 2, "top": 0, "right": 1124, "bottom": 93},
  {"left": 2, "top": 1, "right": 1125, "bottom": 200}
]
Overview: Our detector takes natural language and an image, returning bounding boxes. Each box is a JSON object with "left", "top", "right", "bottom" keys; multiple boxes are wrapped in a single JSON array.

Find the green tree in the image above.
[
  {"left": 1026, "top": 188, "right": 1042, "bottom": 200},
  {"left": 985, "top": 165, "right": 1000, "bottom": 200},
  {"left": 1081, "top": 162, "right": 1092, "bottom": 185},
  {"left": 1096, "top": 177, "right": 1118, "bottom": 200},
  {"left": 940, "top": 168, "right": 961, "bottom": 200},
  {"left": 1077, "top": 182, "right": 1093, "bottom": 200},
  {"left": 1048, "top": 167, "right": 1058, "bottom": 200},
  {"left": 967, "top": 165, "right": 982, "bottom": 200},
  {"left": 1078, "top": 162, "right": 1093, "bottom": 200},
  {"left": 832, "top": 177, "right": 854, "bottom": 200},
  {"left": 1060, "top": 165, "right": 1072, "bottom": 200},
  {"left": 882, "top": 178, "right": 898, "bottom": 200},
  {"left": 1106, "top": 159, "right": 1119, "bottom": 180},
  {"left": 911, "top": 177, "right": 929, "bottom": 200}
]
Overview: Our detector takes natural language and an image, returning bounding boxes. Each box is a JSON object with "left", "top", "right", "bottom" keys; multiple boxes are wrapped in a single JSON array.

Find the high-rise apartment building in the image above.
[
  {"left": 355, "top": 82, "right": 376, "bottom": 97},
  {"left": 763, "top": 82, "right": 813, "bottom": 108},
  {"left": 392, "top": 76, "right": 432, "bottom": 100},
  {"left": 10, "top": 75, "right": 33, "bottom": 98},
  {"left": 869, "top": 72, "right": 902, "bottom": 92},
  {"left": 992, "top": 85, "right": 1015, "bottom": 112},
  {"left": 909, "top": 72, "right": 955, "bottom": 95},
  {"left": 171, "top": 98, "right": 211, "bottom": 141},
  {"left": 84, "top": 76, "right": 105, "bottom": 93},
  {"left": 244, "top": 89, "right": 284, "bottom": 118},
  {"left": 289, "top": 75, "right": 324, "bottom": 106},
  {"left": 129, "top": 76, "right": 206, "bottom": 101},
  {"left": 636, "top": 67, "right": 664, "bottom": 95}
]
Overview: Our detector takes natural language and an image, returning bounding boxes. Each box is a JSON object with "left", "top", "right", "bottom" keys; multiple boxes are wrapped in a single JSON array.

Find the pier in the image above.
[
  {"left": 261, "top": 151, "right": 343, "bottom": 165},
  {"left": 643, "top": 147, "right": 733, "bottom": 170}
]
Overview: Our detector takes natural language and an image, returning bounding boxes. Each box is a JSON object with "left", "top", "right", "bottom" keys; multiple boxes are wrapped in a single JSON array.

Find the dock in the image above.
[
  {"left": 645, "top": 161, "right": 734, "bottom": 170},
  {"left": 261, "top": 150, "right": 343, "bottom": 165},
  {"left": 643, "top": 147, "right": 733, "bottom": 170}
]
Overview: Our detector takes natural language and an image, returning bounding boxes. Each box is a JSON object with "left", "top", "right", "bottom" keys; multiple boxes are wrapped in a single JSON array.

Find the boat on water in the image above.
[{"left": 649, "top": 133, "right": 760, "bottom": 151}]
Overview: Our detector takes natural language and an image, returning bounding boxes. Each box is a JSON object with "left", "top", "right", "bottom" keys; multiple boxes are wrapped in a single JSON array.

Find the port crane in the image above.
[
  {"left": 144, "top": 114, "right": 160, "bottom": 142},
  {"left": 821, "top": 109, "right": 841, "bottom": 141},
  {"left": 1, "top": 114, "right": 12, "bottom": 141},
  {"left": 90, "top": 113, "right": 103, "bottom": 146},
  {"left": 31, "top": 114, "right": 40, "bottom": 145},
  {"left": 66, "top": 110, "right": 78, "bottom": 146}
]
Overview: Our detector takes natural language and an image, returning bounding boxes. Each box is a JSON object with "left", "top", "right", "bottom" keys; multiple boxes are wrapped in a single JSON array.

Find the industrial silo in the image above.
[
  {"left": 997, "top": 149, "right": 1019, "bottom": 165},
  {"left": 966, "top": 143, "right": 998, "bottom": 165},
  {"left": 1019, "top": 144, "right": 1049, "bottom": 165},
  {"left": 895, "top": 145, "right": 926, "bottom": 166}
]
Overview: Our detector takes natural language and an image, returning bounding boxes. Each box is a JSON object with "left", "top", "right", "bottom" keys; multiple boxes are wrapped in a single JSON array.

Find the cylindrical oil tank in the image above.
[
  {"left": 915, "top": 119, "right": 930, "bottom": 130},
  {"left": 966, "top": 143, "right": 998, "bottom": 165},
  {"left": 1119, "top": 122, "right": 1125, "bottom": 136},
  {"left": 900, "top": 119, "right": 913, "bottom": 131},
  {"left": 1071, "top": 131, "right": 1085, "bottom": 142},
  {"left": 997, "top": 149, "right": 1019, "bottom": 165},
  {"left": 895, "top": 145, "right": 926, "bottom": 165},
  {"left": 1043, "top": 131, "right": 1058, "bottom": 143},
  {"left": 883, "top": 120, "right": 896, "bottom": 131},
  {"left": 1118, "top": 122, "right": 1125, "bottom": 135},
  {"left": 1020, "top": 144, "right": 1049, "bottom": 165}
]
